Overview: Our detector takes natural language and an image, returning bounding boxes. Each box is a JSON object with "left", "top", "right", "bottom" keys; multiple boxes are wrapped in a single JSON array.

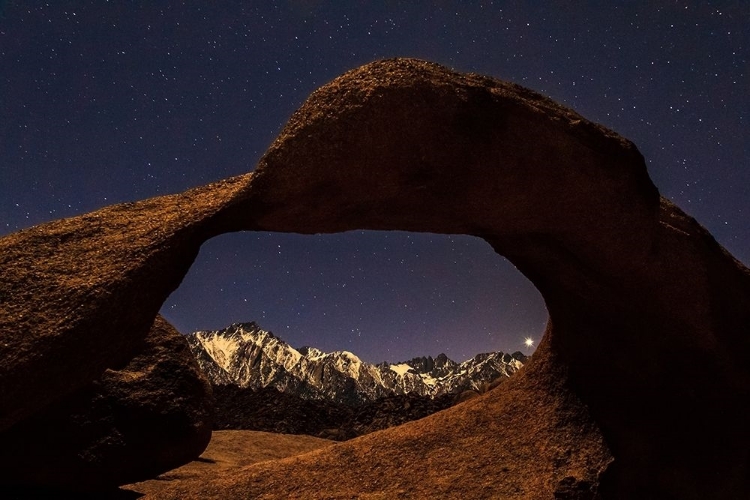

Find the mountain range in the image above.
[{"left": 186, "top": 322, "right": 527, "bottom": 405}]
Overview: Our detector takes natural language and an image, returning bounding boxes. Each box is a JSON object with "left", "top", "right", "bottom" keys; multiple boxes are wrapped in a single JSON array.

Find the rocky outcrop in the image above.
[
  {"left": 212, "top": 384, "right": 455, "bottom": 441},
  {"left": 0, "top": 316, "right": 213, "bottom": 492},
  {"left": 234, "top": 58, "right": 750, "bottom": 498},
  {"left": 1, "top": 58, "right": 748, "bottom": 497},
  {"left": 397, "top": 352, "right": 459, "bottom": 378},
  {"left": 0, "top": 178, "right": 246, "bottom": 432},
  {"left": 212, "top": 385, "right": 348, "bottom": 437}
]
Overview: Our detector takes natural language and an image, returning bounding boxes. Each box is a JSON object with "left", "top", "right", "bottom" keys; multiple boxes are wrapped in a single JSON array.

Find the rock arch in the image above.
[{"left": 1, "top": 58, "right": 748, "bottom": 498}]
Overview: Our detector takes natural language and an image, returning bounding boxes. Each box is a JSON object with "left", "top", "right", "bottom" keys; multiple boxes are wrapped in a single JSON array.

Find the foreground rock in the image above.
[
  {"left": 0, "top": 316, "right": 213, "bottom": 492},
  {"left": 0, "top": 177, "right": 247, "bottom": 431},
  {"left": 136, "top": 344, "right": 611, "bottom": 499},
  {"left": 1, "top": 58, "right": 748, "bottom": 498},
  {"left": 236, "top": 58, "right": 750, "bottom": 498}
]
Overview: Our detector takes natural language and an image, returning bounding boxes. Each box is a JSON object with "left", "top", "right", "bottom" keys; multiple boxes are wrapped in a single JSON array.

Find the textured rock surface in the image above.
[
  {"left": 238, "top": 58, "right": 750, "bottom": 498},
  {"left": 139, "top": 340, "right": 613, "bottom": 499},
  {"left": 0, "top": 316, "right": 213, "bottom": 491},
  {"left": 1, "top": 58, "right": 748, "bottom": 498},
  {"left": 0, "top": 177, "right": 248, "bottom": 431}
]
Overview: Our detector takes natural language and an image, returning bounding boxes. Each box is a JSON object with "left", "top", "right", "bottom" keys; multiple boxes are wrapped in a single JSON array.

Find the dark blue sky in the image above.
[{"left": 1, "top": 2, "right": 747, "bottom": 363}]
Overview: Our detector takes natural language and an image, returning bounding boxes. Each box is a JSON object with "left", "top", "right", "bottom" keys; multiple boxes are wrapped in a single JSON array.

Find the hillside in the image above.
[
  {"left": 127, "top": 342, "right": 612, "bottom": 499},
  {"left": 123, "top": 431, "right": 335, "bottom": 497}
]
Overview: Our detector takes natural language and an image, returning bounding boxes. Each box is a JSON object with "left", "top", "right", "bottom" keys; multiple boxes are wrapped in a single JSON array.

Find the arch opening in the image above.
[{"left": 161, "top": 230, "right": 546, "bottom": 364}]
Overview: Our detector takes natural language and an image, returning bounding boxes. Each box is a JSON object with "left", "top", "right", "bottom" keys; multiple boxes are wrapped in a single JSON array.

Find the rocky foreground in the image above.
[
  {"left": 129, "top": 351, "right": 608, "bottom": 499},
  {"left": 0, "top": 58, "right": 748, "bottom": 498}
]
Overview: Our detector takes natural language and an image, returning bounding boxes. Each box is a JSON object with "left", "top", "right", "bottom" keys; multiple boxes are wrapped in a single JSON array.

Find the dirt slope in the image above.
[
  {"left": 143, "top": 341, "right": 611, "bottom": 499},
  {"left": 124, "top": 430, "right": 335, "bottom": 497}
]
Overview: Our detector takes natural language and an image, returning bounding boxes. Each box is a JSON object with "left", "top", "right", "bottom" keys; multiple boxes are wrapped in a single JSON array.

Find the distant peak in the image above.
[
  {"left": 230, "top": 321, "right": 261, "bottom": 331},
  {"left": 510, "top": 351, "right": 528, "bottom": 362},
  {"left": 224, "top": 321, "right": 282, "bottom": 339},
  {"left": 298, "top": 346, "right": 326, "bottom": 359},
  {"left": 331, "top": 350, "right": 361, "bottom": 362}
]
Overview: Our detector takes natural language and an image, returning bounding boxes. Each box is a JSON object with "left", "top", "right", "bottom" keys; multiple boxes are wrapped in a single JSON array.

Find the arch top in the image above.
[{"left": 229, "top": 58, "right": 661, "bottom": 286}]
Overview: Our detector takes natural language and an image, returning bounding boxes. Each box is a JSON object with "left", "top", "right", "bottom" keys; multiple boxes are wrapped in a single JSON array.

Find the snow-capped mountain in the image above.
[{"left": 186, "top": 322, "right": 527, "bottom": 405}]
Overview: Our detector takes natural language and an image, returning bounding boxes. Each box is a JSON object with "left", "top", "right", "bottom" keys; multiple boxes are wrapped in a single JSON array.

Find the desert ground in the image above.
[{"left": 123, "top": 430, "right": 335, "bottom": 497}]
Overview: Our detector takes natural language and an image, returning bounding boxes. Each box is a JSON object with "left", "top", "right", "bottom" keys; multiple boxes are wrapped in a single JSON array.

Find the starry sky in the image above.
[{"left": 1, "top": 2, "right": 747, "bottom": 364}]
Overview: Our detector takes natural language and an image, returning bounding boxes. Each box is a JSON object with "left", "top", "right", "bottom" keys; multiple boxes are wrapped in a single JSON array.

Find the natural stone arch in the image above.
[{"left": 0, "top": 58, "right": 748, "bottom": 498}]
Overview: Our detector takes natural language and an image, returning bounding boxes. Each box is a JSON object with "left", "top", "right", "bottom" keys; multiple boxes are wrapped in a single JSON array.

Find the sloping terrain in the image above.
[
  {"left": 123, "top": 430, "right": 335, "bottom": 498},
  {"left": 138, "top": 343, "right": 612, "bottom": 499}
]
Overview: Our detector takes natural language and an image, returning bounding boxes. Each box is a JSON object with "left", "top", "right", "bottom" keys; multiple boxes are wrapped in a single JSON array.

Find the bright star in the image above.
[{"left": 524, "top": 337, "right": 534, "bottom": 348}]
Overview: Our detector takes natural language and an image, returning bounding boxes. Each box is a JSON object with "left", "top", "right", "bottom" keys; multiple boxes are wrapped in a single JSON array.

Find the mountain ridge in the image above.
[{"left": 186, "top": 321, "right": 527, "bottom": 405}]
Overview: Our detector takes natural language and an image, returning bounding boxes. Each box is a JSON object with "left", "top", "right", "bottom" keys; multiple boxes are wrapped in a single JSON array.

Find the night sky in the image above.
[{"left": 1, "top": 2, "right": 747, "bottom": 364}]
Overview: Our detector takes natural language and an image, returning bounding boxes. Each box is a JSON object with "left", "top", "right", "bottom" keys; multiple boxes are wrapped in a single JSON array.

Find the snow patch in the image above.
[
  {"left": 332, "top": 351, "right": 363, "bottom": 378},
  {"left": 199, "top": 333, "right": 240, "bottom": 371},
  {"left": 301, "top": 346, "right": 326, "bottom": 360},
  {"left": 340, "top": 351, "right": 361, "bottom": 361},
  {"left": 390, "top": 363, "right": 413, "bottom": 376}
]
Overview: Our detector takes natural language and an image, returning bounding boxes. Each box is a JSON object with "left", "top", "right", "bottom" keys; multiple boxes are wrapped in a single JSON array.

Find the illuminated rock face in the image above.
[
  {"left": 0, "top": 58, "right": 748, "bottom": 497},
  {"left": 242, "top": 58, "right": 750, "bottom": 498}
]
